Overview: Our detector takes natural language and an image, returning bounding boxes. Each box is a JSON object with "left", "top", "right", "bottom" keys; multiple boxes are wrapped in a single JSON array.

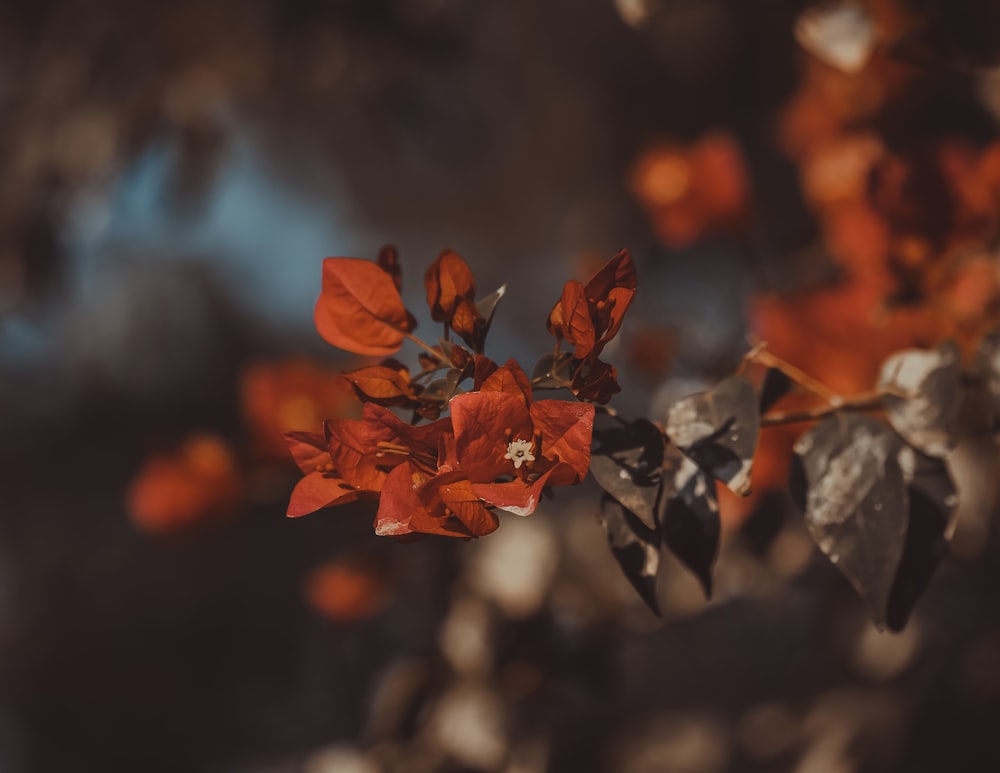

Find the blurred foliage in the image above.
[{"left": 2, "top": 0, "right": 1000, "bottom": 772}]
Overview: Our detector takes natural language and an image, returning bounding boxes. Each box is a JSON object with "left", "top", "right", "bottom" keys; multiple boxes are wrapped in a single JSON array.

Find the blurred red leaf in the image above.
[
  {"left": 306, "top": 557, "right": 394, "bottom": 622},
  {"left": 127, "top": 434, "right": 240, "bottom": 535},
  {"left": 314, "top": 257, "right": 415, "bottom": 356}
]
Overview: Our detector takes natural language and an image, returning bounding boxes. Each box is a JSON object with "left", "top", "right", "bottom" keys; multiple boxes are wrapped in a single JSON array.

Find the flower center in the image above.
[{"left": 504, "top": 438, "right": 535, "bottom": 469}]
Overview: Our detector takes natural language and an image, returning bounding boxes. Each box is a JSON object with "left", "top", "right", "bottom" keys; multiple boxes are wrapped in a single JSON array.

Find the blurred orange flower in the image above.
[
  {"left": 305, "top": 557, "right": 394, "bottom": 623},
  {"left": 630, "top": 133, "right": 749, "bottom": 249},
  {"left": 126, "top": 434, "right": 240, "bottom": 535},
  {"left": 241, "top": 359, "right": 357, "bottom": 462}
]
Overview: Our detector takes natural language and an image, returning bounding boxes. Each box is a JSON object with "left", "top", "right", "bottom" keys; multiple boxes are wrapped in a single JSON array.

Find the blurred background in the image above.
[{"left": 3, "top": 0, "right": 1000, "bottom": 770}]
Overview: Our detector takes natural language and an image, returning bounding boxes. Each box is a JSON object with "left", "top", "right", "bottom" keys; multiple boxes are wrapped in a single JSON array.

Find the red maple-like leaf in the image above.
[{"left": 314, "top": 257, "right": 416, "bottom": 356}]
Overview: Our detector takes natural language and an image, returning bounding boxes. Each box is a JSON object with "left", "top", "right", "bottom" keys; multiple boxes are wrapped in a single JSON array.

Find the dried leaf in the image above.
[
  {"left": 971, "top": 330, "right": 1000, "bottom": 433},
  {"left": 598, "top": 496, "right": 661, "bottom": 615},
  {"left": 589, "top": 416, "right": 664, "bottom": 530},
  {"left": 886, "top": 448, "right": 959, "bottom": 631},
  {"left": 315, "top": 257, "right": 415, "bottom": 356},
  {"left": 665, "top": 375, "right": 760, "bottom": 496},
  {"left": 660, "top": 449, "right": 720, "bottom": 598},
  {"left": 878, "top": 342, "right": 962, "bottom": 457},
  {"left": 791, "top": 415, "right": 907, "bottom": 629}
]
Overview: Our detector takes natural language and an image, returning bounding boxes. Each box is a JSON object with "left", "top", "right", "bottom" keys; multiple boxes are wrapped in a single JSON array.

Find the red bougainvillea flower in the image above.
[
  {"left": 374, "top": 463, "right": 498, "bottom": 539},
  {"left": 284, "top": 403, "right": 450, "bottom": 516},
  {"left": 449, "top": 362, "right": 595, "bottom": 516},
  {"left": 327, "top": 403, "right": 451, "bottom": 492}
]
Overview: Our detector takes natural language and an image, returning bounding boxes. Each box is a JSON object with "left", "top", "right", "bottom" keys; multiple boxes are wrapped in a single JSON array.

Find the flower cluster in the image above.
[{"left": 285, "top": 247, "right": 634, "bottom": 539}]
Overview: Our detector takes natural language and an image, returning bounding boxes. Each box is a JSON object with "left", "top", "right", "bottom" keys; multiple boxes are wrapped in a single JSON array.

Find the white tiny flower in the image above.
[{"left": 504, "top": 438, "right": 535, "bottom": 469}]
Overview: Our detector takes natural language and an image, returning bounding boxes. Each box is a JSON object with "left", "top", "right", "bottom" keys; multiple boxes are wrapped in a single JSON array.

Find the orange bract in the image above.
[
  {"left": 425, "top": 250, "right": 477, "bottom": 322},
  {"left": 314, "top": 257, "right": 415, "bottom": 356}
]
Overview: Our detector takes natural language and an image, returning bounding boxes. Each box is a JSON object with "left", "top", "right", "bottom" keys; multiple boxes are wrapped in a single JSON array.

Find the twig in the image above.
[
  {"left": 745, "top": 341, "right": 842, "bottom": 405},
  {"left": 405, "top": 332, "right": 450, "bottom": 366},
  {"left": 760, "top": 392, "right": 885, "bottom": 426}
]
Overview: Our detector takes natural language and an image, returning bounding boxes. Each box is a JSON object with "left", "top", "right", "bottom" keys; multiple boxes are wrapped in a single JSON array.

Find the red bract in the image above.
[
  {"left": 545, "top": 250, "right": 636, "bottom": 403},
  {"left": 341, "top": 363, "right": 414, "bottom": 406},
  {"left": 285, "top": 430, "right": 360, "bottom": 517},
  {"left": 314, "top": 256, "right": 416, "bottom": 356},
  {"left": 547, "top": 250, "right": 637, "bottom": 356},
  {"left": 327, "top": 403, "right": 450, "bottom": 492},
  {"left": 425, "top": 250, "right": 477, "bottom": 323},
  {"left": 375, "top": 464, "right": 498, "bottom": 538},
  {"left": 547, "top": 280, "right": 596, "bottom": 359}
]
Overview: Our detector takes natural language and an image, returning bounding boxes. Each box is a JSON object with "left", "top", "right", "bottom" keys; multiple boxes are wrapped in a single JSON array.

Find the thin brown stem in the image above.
[
  {"left": 760, "top": 392, "right": 885, "bottom": 427},
  {"left": 746, "top": 342, "right": 841, "bottom": 405},
  {"left": 405, "top": 332, "right": 450, "bottom": 366}
]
